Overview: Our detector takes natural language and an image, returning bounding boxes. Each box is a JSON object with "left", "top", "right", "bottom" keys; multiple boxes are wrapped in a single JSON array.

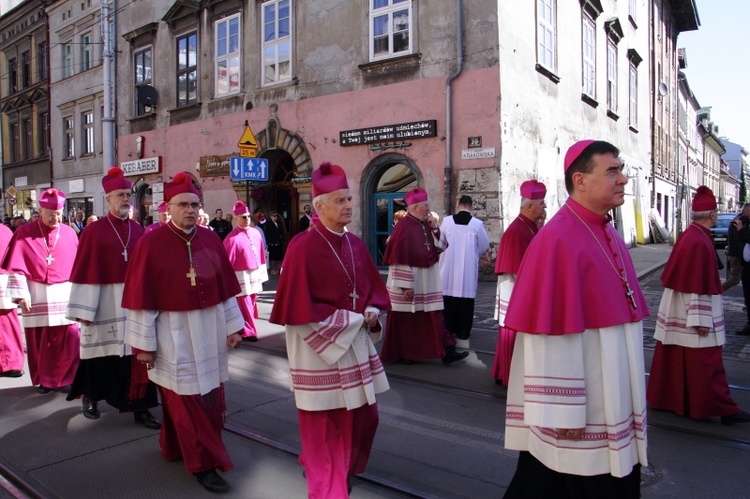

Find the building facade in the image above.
[
  {"left": 650, "top": 0, "right": 699, "bottom": 238},
  {"left": 114, "top": 0, "right": 500, "bottom": 267},
  {"left": 47, "top": 0, "right": 112, "bottom": 219},
  {"left": 0, "top": 0, "right": 50, "bottom": 219},
  {"left": 497, "top": 0, "right": 652, "bottom": 246}
]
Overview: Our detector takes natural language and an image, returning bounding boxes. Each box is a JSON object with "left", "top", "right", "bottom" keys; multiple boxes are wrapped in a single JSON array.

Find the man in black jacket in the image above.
[
  {"left": 209, "top": 208, "right": 232, "bottom": 240},
  {"left": 723, "top": 205, "right": 750, "bottom": 292}
]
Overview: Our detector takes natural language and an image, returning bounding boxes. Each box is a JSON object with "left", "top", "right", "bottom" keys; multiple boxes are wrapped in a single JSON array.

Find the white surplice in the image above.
[
  {"left": 124, "top": 298, "right": 243, "bottom": 396},
  {"left": 505, "top": 322, "right": 648, "bottom": 478}
]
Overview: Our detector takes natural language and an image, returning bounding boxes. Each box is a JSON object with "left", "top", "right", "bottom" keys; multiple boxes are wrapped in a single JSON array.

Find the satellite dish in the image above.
[
  {"left": 138, "top": 85, "right": 159, "bottom": 108},
  {"left": 658, "top": 82, "right": 669, "bottom": 97}
]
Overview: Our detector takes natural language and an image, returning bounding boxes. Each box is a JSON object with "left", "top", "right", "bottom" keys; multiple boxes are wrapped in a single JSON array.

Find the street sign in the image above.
[
  {"left": 230, "top": 156, "right": 269, "bottom": 181},
  {"left": 237, "top": 124, "right": 259, "bottom": 158},
  {"left": 8, "top": 198, "right": 16, "bottom": 206},
  {"left": 6, "top": 186, "right": 16, "bottom": 197}
]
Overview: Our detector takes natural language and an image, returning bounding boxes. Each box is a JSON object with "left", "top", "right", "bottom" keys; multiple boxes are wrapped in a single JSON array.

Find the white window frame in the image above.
[
  {"left": 629, "top": 0, "right": 637, "bottom": 23},
  {"left": 369, "top": 0, "right": 412, "bottom": 61},
  {"left": 262, "top": 0, "right": 292, "bottom": 86},
  {"left": 134, "top": 46, "right": 153, "bottom": 116},
  {"left": 63, "top": 42, "right": 74, "bottom": 78},
  {"left": 628, "top": 61, "right": 638, "bottom": 128},
  {"left": 582, "top": 14, "right": 596, "bottom": 98},
  {"left": 606, "top": 39, "right": 617, "bottom": 114},
  {"left": 81, "top": 32, "right": 93, "bottom": 71},
  {"left": 63, "top": 116, "right": 75, "bottom": 158},
  {"left": 215, "top": 13, "right": 241, "bottom": 97},
  {"left": 81, "top": 110, "right": 94, "bottom": 155},
  {"left": 176, "top": 31, "right": 198, "bottom": 107},
  {"left": 536, "top": 0, "right": 556, "bottom": 72}
]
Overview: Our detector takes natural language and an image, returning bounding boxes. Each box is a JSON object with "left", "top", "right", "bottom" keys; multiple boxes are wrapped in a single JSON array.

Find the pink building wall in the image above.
[{"left": 117, "top": 66, "right": 500, "bottom": 233}]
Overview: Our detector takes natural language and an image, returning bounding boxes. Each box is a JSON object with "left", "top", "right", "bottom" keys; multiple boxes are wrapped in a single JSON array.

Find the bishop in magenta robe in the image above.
[
  {"left": 270, "top": 162, "right": 391, "bottom": 499},
  {"left": 503, "top": 140, "right": 649, "bottom": 498},
  {"left": 122, "top": 173, "right": 244, "bottom": 493},
  {"left": 3, "top": 188, "right": 80, "bottom": 393}
]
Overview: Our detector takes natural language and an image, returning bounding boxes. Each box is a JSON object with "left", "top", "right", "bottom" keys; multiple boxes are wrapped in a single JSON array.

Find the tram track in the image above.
[
  {"left": 239, "top": 341, "right": 750, "bottom": 449},
  {"left": 0, "top": 459, "right": 50, "bottom": 499}
]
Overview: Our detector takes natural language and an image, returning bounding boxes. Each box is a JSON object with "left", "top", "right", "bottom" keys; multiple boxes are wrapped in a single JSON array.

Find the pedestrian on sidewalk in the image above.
[
  {"left": 123, "top": 172, "right": 245, "bottom": 493},
  {"left": 270, "top": 162, "right": 391, "bottom": 498},
  {"left": 66, "top": 167, "right": 160, "bottom": 428},
  {"left": 381, "top": 188, "right": 469, "bottom": 366},
  {"left": 503, "top": 140, "right": 649, "bottom": 498},
  {"left": 647, "top": 186, "right": 750, "bottom": 425},
  {"left": 438, "top": 195, "right": 490, "bottom": 341},
  {"left": 491, "top": 180, "right": 546, "bottom": 386},
  {"left": 3, "top": 189, "right": 80, "bottom": 394},
  {"left": 721, "top": 203, "right": 749, "bottom": 292}
]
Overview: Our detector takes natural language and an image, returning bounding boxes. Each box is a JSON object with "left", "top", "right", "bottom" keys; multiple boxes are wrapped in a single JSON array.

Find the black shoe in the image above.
[
  {"left": 242, "top": 336, "right": 259, "bottom": 342},
  {"left": 82, "top": 399, "right": 100, "bottom": 420},
  {"left": 0, "top": 369, "right": 23, "bottom": 378},
  {"left": 194, "top": 469, "right": 230, "bottom": 493},
  {"left": 36, "top": 385, "right": 51, "bottom": 394},
  {"left": 134, "top": 410, "right": 161, "bottom": 429},
  {"left": 721, "top": 410, "right": 750, "bottom": 425},
  {"left": 737, "top": 325, "right": 750, "bottom": 336},
  {"left": 442, "top": 350, "right": 470, "bottom": 366}
]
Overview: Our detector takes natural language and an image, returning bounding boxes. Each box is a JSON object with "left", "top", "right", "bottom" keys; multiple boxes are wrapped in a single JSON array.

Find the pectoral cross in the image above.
[
  {"left": 186, "top": 266, "right": 197, "bottom": 286},
  {"left": 350, "top": 289, "right": 359, "bottom": 309},
  {"left": 625, "top": 281, "right": 637, "bottom": 309},
  {"left": 122, "top": 248, "right": 128, "bottom": 262},
  {"left": 45, "top": 254, "right": 54, "bottom": 265}
]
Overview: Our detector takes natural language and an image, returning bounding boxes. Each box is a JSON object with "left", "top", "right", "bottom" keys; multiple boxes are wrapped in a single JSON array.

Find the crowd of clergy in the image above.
[{"left": 0, "top": 139, "right": 748, "bottom": 498}]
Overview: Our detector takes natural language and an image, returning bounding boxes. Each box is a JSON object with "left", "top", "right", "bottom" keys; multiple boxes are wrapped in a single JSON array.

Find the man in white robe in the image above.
[{"left": 438, "top": 195, "right": 489, "bottom": 340}]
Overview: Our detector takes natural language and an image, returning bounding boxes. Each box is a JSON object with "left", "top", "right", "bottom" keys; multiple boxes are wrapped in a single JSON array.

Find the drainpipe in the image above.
[{"left": 444, "top": 0, "right": 464, "bottom": 216}]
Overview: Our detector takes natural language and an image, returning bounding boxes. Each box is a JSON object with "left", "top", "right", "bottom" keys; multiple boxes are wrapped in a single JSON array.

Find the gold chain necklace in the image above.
[
  {"left": 166, "top": 223, "right": 198, "bottom": 286},
  {"left": 107, "top": 214, "right": 132, "bottom": 262},
  {"left": 38, "top": 220, "right": 60, "bottom": 266},
  {"left": 407, "top": 214, "right": 432, "bottom": 250},
  {"left": 314, "top": 225, "right": 359, "bottom": 309},
  {"left": 565, "top": 204, "right": 637, "bottom": 309}
]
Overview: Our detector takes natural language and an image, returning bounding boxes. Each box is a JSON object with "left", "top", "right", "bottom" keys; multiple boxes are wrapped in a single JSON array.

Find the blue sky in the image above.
[{"left": 679, "top": 0, "right": 750, "bottom": 148}]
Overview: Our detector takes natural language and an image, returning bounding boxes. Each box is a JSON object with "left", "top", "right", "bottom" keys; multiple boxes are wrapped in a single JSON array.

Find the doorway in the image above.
[
  {"left": 361, "top": 155, "right": 420, "bottom": 267},
  {"left": 372, "top": 193, "right": 407, "bottom": 266}
]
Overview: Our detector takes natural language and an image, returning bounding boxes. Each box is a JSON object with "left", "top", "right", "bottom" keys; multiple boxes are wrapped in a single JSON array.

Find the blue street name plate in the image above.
[{"left": 229, "top": 156, "right": 269, "bottom": 181}]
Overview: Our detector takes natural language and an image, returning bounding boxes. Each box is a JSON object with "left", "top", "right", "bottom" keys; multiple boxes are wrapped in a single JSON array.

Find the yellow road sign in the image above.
[
  {"left": 240, "top": 148, "right": 257, "bottom": 158},
  {"left": 238, "top": 125, "right": 259, "bottom": 149}
]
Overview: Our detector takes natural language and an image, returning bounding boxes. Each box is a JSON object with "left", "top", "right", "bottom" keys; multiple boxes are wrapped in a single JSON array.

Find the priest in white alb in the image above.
[
  {"left": 438, "top": 195, "right": 489, "bottom": 341},
  {"left": 503, "top": 140, "right": 649, "bottom": 498},
  {"left": 3, "top": 188, "right": 80, "bottom": 394},
  {"left": 123, "top": 172, "right": 244, "bottom": 493},
  {"left": 270, "top": 162, "right": 391, "bottom": 499},
  {"left": 66, "top": 167, "right": 160, "bottom": 428}
]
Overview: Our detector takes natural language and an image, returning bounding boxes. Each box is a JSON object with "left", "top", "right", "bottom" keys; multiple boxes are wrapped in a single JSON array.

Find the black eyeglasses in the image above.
[
  {"left": 170, "top": 202, "right": 202, "bottom": 210},
  {"left": 239, "top": 215, "right": 250, "bottom": 220}
]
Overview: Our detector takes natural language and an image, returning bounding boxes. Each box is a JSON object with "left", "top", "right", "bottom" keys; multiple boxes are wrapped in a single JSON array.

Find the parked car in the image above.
[{"left": 711, "top": 212, "right": 736, "bottom": 247}]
